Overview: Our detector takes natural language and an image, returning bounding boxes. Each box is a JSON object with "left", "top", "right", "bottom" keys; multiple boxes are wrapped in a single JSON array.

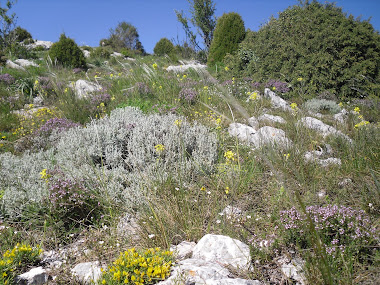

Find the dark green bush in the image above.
[
  {"left": 48, "top": 34, "right": 87, "bottom": 69},
  {"left": 120, "top": 47, "right": 134, "bottom": 58},
  {"left": 11, "top": 26, "right": 32, "bottom": 43},
  {"left": 208, "top": 12, "right": 245, "bottom": 66},
  {"left": 226, "top": 1, "right": 380, "bottom": 98},
  {"left": 154, "top": 38, "right": 175, "bottom": 56},
  {"left": 90, "top": 47, "right": 111, "bottom": 59}
]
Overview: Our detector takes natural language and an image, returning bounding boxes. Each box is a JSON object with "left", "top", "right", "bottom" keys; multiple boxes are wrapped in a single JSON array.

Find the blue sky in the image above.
[{"left": 11, "top": 0, "right": 380, "bottom": 53}]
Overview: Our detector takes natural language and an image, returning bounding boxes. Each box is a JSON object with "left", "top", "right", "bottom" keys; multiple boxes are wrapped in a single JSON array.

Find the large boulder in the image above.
[
  {"left": 27, "top": 40, "right": 54, "bottom": 50},
  {"left": 228, "top": 123, "right": 256, "bottom": 143},
  {"left": 258, "top": 114, "right": 286, "bottom": 124},
  {"left": 166, "top": 61, "right": 207, "bottom": 73},
  {"left": 250, "top": 126, "right": 292, "bottom": 149},
  {"left": 299, "top": 117, "right": 352, "bottom": 143},
  {"left": 6, "top": 59, "right": 26, "bottom": 71},
  {"left": 14, "top": 59, "right": 39, "bottom": 67},
  {"left": 192, "top": 234, "right": 251, "bottom": 271}
]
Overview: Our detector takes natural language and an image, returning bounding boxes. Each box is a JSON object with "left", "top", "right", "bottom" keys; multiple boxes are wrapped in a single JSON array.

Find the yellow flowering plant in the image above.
[
  {"left": 100, "top": 247, "right": 172, "bottom": 285},
  {"left": 0, "top": 243, "right": 42, "bottom": 285}
]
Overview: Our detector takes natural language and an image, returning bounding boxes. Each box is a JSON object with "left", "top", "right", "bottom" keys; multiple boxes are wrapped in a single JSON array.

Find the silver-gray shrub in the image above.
[
  {"left": 0, "top": 107, "right": 218, "bottom": 218},
  {"left": 304, "top": 98, "right": 341, "bottom": 114}
]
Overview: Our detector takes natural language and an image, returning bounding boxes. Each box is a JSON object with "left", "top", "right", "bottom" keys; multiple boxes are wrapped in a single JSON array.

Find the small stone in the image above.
[
  {"left": 71, "top": 261, "right": 102, "bottom": 284},
  {"left": 15, "top": 267, "right": 48, "bottom": 285},
  {"left": 258, "top": 114, "right": 286, "bottom": 124}
]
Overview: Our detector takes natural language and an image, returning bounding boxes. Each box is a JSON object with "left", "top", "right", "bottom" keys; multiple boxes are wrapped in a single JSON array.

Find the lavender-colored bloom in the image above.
[
  {"left": 179, "top": 78, "right": 198, "bottom": 88},
  {"left": 265, "top": 79, "right": 290, "bottom": 93},
  {"left": 135, "top": 82, "right": 151, "bottom": 95},
  {"left": 179, "top": 88, "right": 198, "bottom": 103},
  {"left": 36, "top": 118, "right": 80, "bottom": 137},
  {"left": 0, "top": 73, "right": 15, "bottom": 85},
  {"left": 90, "top": 92, "right": 111, "bottom": 106},
  {"left": 251, "top": 82, "right": 261, "bottom": 89},
  {"left": 221, "top": 80, "right": 233, "bottom": 86}
]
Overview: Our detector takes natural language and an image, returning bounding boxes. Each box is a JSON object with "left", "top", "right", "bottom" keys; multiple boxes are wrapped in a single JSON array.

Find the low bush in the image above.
[{"left": 49, "top": 34, "right": 87, "bottom": 69}]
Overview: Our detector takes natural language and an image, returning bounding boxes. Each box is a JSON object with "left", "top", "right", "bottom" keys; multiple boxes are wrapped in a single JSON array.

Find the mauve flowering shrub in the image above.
[
  {"left": 251, "top": 81, "right": 261, "bottom": 89},
  {"left": 134, "top": 82, "right": 151, "bottom": 95},
  {"left": 179, "top": 88, "right": 198, "bottom": 103},
  {"left": 280, "top": 205, "right": 378, "bottom": 257},
  {"left": 265, "top": 79, "right": 290, "bottom": 93},
  {"left": 178, "top": 78, "right": 198, "bottom": 88},
  {"left": 90, "top": 92, "right": 111, "bottom": 106},
  {"left": 32, "top": 118, "right": 81, "bottom": 149},
  {"left": 0, "top": 73, "right": 15, "bottom": 85},
  {"left": 44, "top": 168, "right": 103, "bottom": 229}
]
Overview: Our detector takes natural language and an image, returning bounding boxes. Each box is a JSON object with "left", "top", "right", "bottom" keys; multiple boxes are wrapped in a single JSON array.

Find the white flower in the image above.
[{"left": 148, "top": 234, "right": 155, "bottom": 239}]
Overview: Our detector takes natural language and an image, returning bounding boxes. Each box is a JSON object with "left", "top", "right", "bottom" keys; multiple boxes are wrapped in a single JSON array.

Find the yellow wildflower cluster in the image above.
[
  {"left": 154, "top": 144, "right": 165, "bottom": 154},
  {"left": 355, "top": 120, "right": 370, "bottom": 129},
  {"left": 191, "top": 110, "right": 222, "bottom": 129},
  {"left": 247, "top": 91, "right": 258, "bottom": 101},
  {"left": 224, "top": 66, "right": 229, "bottom": 71},
  {"left": 95, "top": 102, "right": 107, "bottom": 119},
  {"left": 152, "top": 63, "right": 158, "bottom": 70},
  {"left": 39, "top": 168, "right": 51, "bottom": 182},
  {"left": 174, "top": 119, "right": 182, "bottom": 127},
  {"left": 101, "top": 247, "right": 172, "bottom": 285},
  {"left": 290, "top": 103, "right": 298, "bottom": 111},
  {"left": 12, "top": 106, "right": 59, "bottom": 137},
  {"left": 297, "top": 77, "right": 303, "bottom": 82},
  {"left": 352, "top": 107, "right": 370, "bottom": 129},
  {"left": 0, "top": 243, "right": 42, "bottom": 285},
  {"left": 353, "top": 106, "right": 360, "bottom": 114},
  {"left": 224, "top": 150, "right": 236, "bottom": 163}
]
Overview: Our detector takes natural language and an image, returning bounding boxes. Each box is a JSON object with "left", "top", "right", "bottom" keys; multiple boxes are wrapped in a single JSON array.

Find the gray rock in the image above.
[
  {"left": 192, "top": 234, "right": 251, "bottom": 271},
  {"left": 299, "top": 117, "right": 352, "bottom": 143},
  {"left": 111, "top": 52, "right": 124, "bottom": 57},
  {"left": 33, "top": 96, "right": 44, "bottom": 107},
  {"left": 14, "top": 59, "right": 39, "bottom": 67},
  {"left": 71, "top": 261, "right": 102, "bottom": 284},
  {"left": 304, "top": 148, "right": 341, "bottom": 167},
  {"left": 6, "top": 59, "right": 26, "bottom": 71},
  {"left": 278, "top": 256, "right": 306, "bottom": 285},
  {"left": 15, "top": 267, "right": 48, "bottom": 285},
  {"left": 74, "top": 80, "right": 102, "bottom": 99},
  {"left": 166, "top": 62, "right": 207, "bottom": 73},
  {"left": 250, "top": 126, "right": 292, "bottom": 149},
  {"left": 82, "top": 50, "right": 91, "bottom": 58},
  {"left": 219, "top": 205, "right": 242, "bottom": 220},
  {"left": 170, "top": 241, "right": 196, "bottom": 260},
  {"left": 258, "top": 114, "right": 286, "bottom": 124},
  {"left": 27, "top": 40, "right": 54, "bottom": 50},
  {"left": 334, "top": 108, "right": 349, "bottom": 124},
  {"left": 228, "top": 123, "right": 256, "bottom": 143},
  {"left": 247, "top": 116, "right": 259, "bottom": 130},
  {"left": 263, "top": 88, "right": 292, "bottom": 111}
]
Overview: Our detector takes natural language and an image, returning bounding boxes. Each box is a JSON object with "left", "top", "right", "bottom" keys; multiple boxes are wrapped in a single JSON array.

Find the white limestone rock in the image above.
[
  {"left": 166, "top": 62, "right": 207, "bottom": 73},
  {"left": 278, "top": 257, "right": 306, "bottom": 285},
  {"left": 14, "top": 59, "right": 39, "bottom": 67},
  {"left": 219, "top": 205, "right": 242, "bottom": 220},
  {"left": 6, "top": 59, "right": 26, "bottom": 70},
  {"left": 258, "top": 114, "right": 286, "bottom": 124},
  {"left": 299, "top": 117, "right": 352, "bottom": 143},
  {"left": 27, "top": 40, "right": 54, "bottom": 50},
  {"left": 15, "top": 267, "right": 48, "bottom": 285},
  {"left": 334, "top": 108, "right": 349, "bottom": 124},
  {"left": 111, "top": 52, "right": 124, "bottom": 57},
  {"left": 250, "top": 126, "right": 293, "bottom": 149},
  {"left": 71, "top": 261, "right": 102, "bottom": 284},
  {"left": 170, "top": 241, "right": 196, "bottom": 260},
  {"left": 74, "top": 79, "right": 102, "bottom": 99},
  {"left": 192, "top": 234, "right": 251, "bottom": 271},
  {"left": 82, "top": 50, "right": 91, "bottom": 58},
  {"left": 228, "top": 123, "right": 256, "bottom": 143},
  {"left": 263, "top": 88, "right": 292, "bottom": 111},
  {"left": 247, "top": 116, "right": 259, "bottom": 130}
]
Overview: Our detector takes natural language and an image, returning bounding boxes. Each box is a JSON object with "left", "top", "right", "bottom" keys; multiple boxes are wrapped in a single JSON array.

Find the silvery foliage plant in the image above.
[{"left": 0, "top": 107, "right": 218, "bottom": 218}]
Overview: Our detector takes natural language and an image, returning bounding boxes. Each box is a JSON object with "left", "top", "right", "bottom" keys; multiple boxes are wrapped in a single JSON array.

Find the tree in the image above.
[
  {"left": 175, "top": 0, "right": 216, "bottom": 52},
  {"left": 107, "top": 21, "right": 145, "bottom": 54},
  {"left": 0, "top": 0, "right": 17, "bottom": 49},
  {"left": 208, "top": 12, "right": 245, "bottom": 65},
  {"left": 153, "top": 38, "right": 174, "bottom": 56},
  {"left": 49, "top": 34, "right": 87, "bottom": 69}
]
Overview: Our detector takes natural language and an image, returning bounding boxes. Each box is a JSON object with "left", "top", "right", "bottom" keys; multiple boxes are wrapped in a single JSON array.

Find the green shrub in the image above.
[
  {"left": 48, "top": 34, "right": 87, "bottom": 69},
  {"left": 227, "top": 1, "right": 380, "bottom": 98},
  {"left": 153, "top": 38, "right": 174, "bottom": 56},
  {"left": 120, "top": 47, "right": 134, "bottom": 58},
  {"left": 90, "top": 47, "right": 111, "bottom": 59},
  {"left": 304, "top": 98, "right": 341, "bottom": 114},
  {"left": 10, "top": 26, "right": 32, "bottom": 43},
  {"left": 208, "top": 12, "right": 245, "bottom": 66}
]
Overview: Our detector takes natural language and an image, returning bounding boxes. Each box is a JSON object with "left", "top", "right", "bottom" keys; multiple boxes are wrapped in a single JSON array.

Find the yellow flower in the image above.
[
  {"left": 102, "top": 279, "right": 106, "bottom": 284},
  {"left": 152, "top": 63, "right": 158, "bottom": 69},
  {"left": 338, "top": 102, "right": 343, "bottom": 107},
  {"left": 225, "top": 187, "right": 230, "bottom": 195},
  {"left": 203, "top": 86, "right": 208, "bottom": 90},
  {"left": 249, "top": 92, "right": 258, "bottom": 101},
  {"left": 290, "top": 103, "right": 298, "bottom": 110},
  {"left": 174, "top": 119, "right": 182, "bottom": 127},
  {"left": 182, "top": 74, "right": 187, "bottom": 79},
  {"left": 284, "top": 153, "right": 290, "bottom": 160},
  {"left": 297, "top": 77, "right": 303, "bottom": 82},
  {"left": 224, "top": 150, "right": 236, "bottom": 162},
  {"left": 354, "top": 107, "right": 360, "bottom": 114},
  {"left": 224, "top": 66, "right": 229, "bottom": 71},
  {"left": 154, "top": 144, "right": 165, "bottom": 154},
  {"left": 200, "top": 186, "right": 206, "bottom": 191},
  {"left": 272, "top": 86, "right": 276, "bottom": 91}
]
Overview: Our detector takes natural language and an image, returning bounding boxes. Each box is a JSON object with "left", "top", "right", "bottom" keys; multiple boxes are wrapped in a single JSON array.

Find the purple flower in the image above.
[
  {"left": 265, "top": 79, "right": 290, "bottom": 93},
  {"left": 0, "top": 73, "right": 15, "bottom": 85},
  {"left": 179, "top": 88, "right": 198, "bottom": 103},
  {"left": 134, "top": 82, "right": 151, "bottom": 95}
]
